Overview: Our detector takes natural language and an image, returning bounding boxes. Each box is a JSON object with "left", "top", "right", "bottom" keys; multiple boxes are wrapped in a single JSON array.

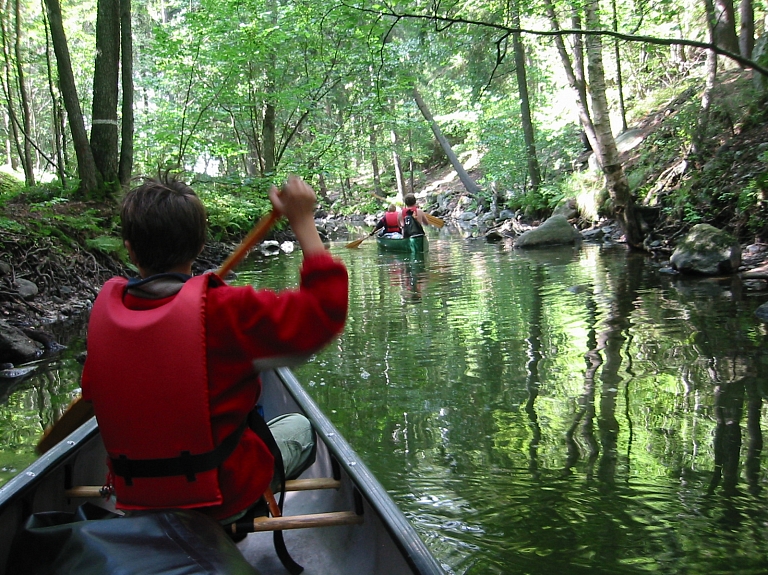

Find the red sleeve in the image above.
[{"left": 206, "top": 252, "right": 348, "bottom": 361}]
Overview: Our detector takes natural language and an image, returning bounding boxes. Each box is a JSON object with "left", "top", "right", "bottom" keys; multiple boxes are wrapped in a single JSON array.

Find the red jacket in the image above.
[{"left": 81, "top": 253, "right": 348, "bottom": 520}]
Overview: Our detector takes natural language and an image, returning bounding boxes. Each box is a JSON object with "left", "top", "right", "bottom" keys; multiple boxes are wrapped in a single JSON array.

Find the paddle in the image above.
[
  {"left": 345, "top": 231, "right": 374, "bottom": 249},
  {"left": 424, "top": 213, "right": 445, "bottom": 228},
  {"left": 35, "top": 210, "right": 281, "bottom": 455}
]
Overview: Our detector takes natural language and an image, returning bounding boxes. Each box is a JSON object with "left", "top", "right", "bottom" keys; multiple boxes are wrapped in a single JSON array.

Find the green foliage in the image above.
[
  {"left": 0, "top": 170, "right": 24, "bottom": 204},
  {"left": 195, "top": 177, "right": 275, "bottom": 240},
  {"left": 0, "top": 217, "right": 25, "bottom": 232},
  {"left": 85, "top": 235, "right": 126, "bottom": 257}
]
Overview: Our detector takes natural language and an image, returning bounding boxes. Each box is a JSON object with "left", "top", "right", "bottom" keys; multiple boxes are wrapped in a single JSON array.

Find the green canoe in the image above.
[{"left": 375, "top": 234, "right": 428, "bottom": 254}]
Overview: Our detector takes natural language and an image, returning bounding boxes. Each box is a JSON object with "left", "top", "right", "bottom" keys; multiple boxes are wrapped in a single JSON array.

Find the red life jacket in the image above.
[
  {"left": 384, "top": 211, "right": 400, "bottom": 233},
  {"left": 401, "top": 205, "right": 419, "bottom": 220},
  {"left": 87, "top": 275, "right": 237, "bottom": 510}
]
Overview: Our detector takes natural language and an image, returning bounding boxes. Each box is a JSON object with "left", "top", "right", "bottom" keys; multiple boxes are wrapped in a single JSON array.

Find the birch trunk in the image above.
[{"left": 584, "top": 0, "right": 644, "bottom": 248}]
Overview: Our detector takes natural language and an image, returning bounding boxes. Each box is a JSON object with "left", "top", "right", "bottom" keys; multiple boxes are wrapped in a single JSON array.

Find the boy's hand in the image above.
[
  {"left": 269, "top": 176, "right": 325, "bottom": 255},
  {"left": 269, "top": 176, "right": 316, "bottom": 225}
]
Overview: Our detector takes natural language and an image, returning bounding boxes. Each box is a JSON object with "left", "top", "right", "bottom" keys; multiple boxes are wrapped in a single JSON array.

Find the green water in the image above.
[{"left": 4, "top": 235, "right": 768, "bottom": 574}]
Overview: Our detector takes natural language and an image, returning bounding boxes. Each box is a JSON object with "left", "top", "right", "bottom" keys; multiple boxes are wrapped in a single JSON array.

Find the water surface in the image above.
[{"left": 4, "top": 233, "right": 768, "bottom": 574}]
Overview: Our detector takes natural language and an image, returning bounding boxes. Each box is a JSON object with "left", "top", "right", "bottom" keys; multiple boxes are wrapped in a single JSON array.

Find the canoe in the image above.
[
  {"left": 376, "top": 234, "right": 428, "bottom": 254},
  {"left": 0, "top": 367, "right": 445, "bottom": 575}
]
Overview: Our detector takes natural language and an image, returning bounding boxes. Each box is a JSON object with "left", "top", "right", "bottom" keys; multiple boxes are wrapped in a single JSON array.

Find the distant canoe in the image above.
[
  {"left": 0, "top": 367, "right": 445, "bottom": 575},
  {"left": 376, "top": 234, "right": 428, "bottom": 254}
]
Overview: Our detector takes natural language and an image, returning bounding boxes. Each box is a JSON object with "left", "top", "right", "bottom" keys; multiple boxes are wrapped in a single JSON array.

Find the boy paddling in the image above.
[{"left": 81, "top": 175, "right": 348, "bottom": 528}]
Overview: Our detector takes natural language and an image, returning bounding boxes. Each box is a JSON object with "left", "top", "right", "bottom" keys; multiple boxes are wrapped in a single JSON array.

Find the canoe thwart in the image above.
[
  {"left": 237, "top": 511, "right": 364, "bottom": 533},
  {"left": 65, "top": 477, "right": 342, "bottom": 499}
]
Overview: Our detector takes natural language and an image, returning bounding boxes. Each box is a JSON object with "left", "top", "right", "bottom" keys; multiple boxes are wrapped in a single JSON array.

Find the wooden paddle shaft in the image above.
[{"left": 217, "top": 210, "right": 280, "bottom": 277}]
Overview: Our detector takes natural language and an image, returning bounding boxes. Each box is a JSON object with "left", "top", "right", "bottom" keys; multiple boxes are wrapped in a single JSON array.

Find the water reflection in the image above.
[{"left": 5, "top": 238, "right": 768, "bottom": 574}]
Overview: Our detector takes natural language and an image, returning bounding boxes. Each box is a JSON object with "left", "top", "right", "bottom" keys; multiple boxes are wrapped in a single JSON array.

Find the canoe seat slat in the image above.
[
  {"left": 65, "top": 477, "right": 341, "bottom": 499},
  {"left": 240, "top": 510, "right": 364, "bottom": 533}
]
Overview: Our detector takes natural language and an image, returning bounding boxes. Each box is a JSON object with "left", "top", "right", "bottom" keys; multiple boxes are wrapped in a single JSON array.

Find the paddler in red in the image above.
[{"left": 81, "top": 175, "right": 348, "bottom": 524}]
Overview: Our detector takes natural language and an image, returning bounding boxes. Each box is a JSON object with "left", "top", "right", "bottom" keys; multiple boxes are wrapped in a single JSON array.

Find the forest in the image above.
[{"left": 1, "top": 0, "right": 768, "bottom": 257}]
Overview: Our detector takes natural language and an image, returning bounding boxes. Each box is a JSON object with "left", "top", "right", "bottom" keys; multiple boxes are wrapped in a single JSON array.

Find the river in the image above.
[{"left": 3, "top": 231, "right": 768, "bottom": 574}]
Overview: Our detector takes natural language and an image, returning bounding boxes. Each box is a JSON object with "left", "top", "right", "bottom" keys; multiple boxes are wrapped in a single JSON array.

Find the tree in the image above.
[
  {"left": 583, "top": 0, "right": 643, "bottom": 247},
  {"left": 413, "top": 87, "right": 480, "bottom": 196},
  {"left": 44, "top": 0, "right": 101, "bottom": 196},
  {"left": 13, "top": 0, "right": 35, "bottom": 185},
  {"left": 739, "top": 0, "right": 754, "bottom": 59},
  {"left": 509, "top": 0, "right": 541, "bottom": 192},
  {"left": 90, "top": 0, "right": 121, "bottom": 191},
  {"left": 712, "top": 0, "right": 740, "bottom": 54},
  {"left": 118, "top": 0, "right": 134, "bottom": 186}
]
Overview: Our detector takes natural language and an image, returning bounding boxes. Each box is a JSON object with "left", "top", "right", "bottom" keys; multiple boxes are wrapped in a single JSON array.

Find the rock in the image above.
[
  {"left": 0, "top": 365, "right": 38, "bottom": 379},
  {"left": 581, "top": 227, "right": 605, "bottom": 242},
  {"left": 485, "top": 229, "right": 504, "bottom": 242},
  {"left": 499, "top": 209, "right": 515, "bottom": 220},
  {"left": 13, "top": 278, "right": 38, "bottom": 300},
  {"left": 259, "top": 240, "right": 281, "bottom": 256},
  {"left": 0, "top": 319, "right": 43, "bottom": 364},
  {"left": 0, "top": 262, "right": 10, "bottom": 275},
  {"left": 670, "top": 224, "right": 741, "bottom": 275},
  {"left": 756, "top": 301, "right": 768, "bottom": 322},
  {"left": 553, "top": 198, "right": 578, "bottom": 220},
  {"left": 513, "top": 214, "right": 582, "bottom": 248},
  {"left": 280, "top": 241, "right": 295, "bottom": 254}
]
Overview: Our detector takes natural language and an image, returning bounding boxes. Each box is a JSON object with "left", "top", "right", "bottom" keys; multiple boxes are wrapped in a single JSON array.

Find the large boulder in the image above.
[
  {"left": 670, "top": 223, "right": 741, "bottom": 275},
  {"left": 0, "top": 320, "right": 43, "bottom": 364},
  {"left": 513, "top": 214, "right": 581, "bottom": 248}
]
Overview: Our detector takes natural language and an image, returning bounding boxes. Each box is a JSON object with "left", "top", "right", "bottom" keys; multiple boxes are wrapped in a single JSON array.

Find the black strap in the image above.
[
  {"left": 248, "top": 409, "right": 304, "bottom": 575},
  {"left": 111, "top": 419, "right": 248, "bottom": 486}
]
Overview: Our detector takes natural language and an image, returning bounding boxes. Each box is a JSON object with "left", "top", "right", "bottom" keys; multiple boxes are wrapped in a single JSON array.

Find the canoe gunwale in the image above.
[{"left": 0, "top": 416, "right": 99, "bottom": 514}]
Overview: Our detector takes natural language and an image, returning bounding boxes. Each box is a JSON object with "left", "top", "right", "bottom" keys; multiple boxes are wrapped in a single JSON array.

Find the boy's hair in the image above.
[
  {"left": 403, "top": 193, "right": 417, "bottom": 207},
  {"left": 121, "top": 176, "right": 207, "bottom": 274},
  {"left": 387, "top": 204, "right": 396, "bottom": 212}
]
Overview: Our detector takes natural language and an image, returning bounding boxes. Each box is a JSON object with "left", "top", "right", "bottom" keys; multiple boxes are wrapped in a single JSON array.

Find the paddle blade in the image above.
[
  {"left": 36, "top": 396, "right": 94, "bottom": 454},
  {"left": 425, "top": 213, "right": 445, "bottom": 228},
  {"left": 345, "top": 236, "right": 368, "bottom": 249}
]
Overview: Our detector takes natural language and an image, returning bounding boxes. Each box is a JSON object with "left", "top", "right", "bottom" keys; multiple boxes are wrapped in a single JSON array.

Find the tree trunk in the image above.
[
  {"left": 0, "top": 0, "right": 23, "bottom": 173},
  {"left": 369, "top": 125, "right": 382, "bottom": 195},
  {"left": 3, "top": 111, "right": 16, "bottom": 169},
  {"left": 90, "top": 0, "right": 120, "bottom": 193},
  {"left": 739, "top": 0, "right": 754, "bottom": 58},
  {"left": 44, "top": 0, "right": 100, "bottom": 196},
  {"left": 412, "top": 87, "right": 480, "bottom": 195},
  {"left": 118, "top": 0, "right": 134, "bottom": 186},
  {"left": 43, "top": 7, "right": 66, "bottom": 185},
  {"left": 611, "top": 0, "right": 628, "bottom": 132},
  {"left": 712, "top": 0, "right": 740, "bottom": 55},
  {"left": 13, "top": 0, "right": 34, "bottom": 185},
  {"left": 542, "top": 0, "right": 600, "bottom": 158},
  {"left": 695, "top": 0, "right": 720, "bottom": 156},
  {"left": 261, "top": 0, "right": 277, "bottom": 175},
  {"left": 510, "top": 3, "right": 541, "bottom": 192},
  {"left": 390, "top": 128, "right": 405, "bottom": 200},
  {"left": 262, "top": 102, "right": 276, "bottom": 175},
  {"left": 584, "top": 0, "right": 644, "bottom": 248}
]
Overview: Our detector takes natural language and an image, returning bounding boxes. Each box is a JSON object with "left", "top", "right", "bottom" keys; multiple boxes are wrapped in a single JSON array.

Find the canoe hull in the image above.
[
  {"left": 0, "top": 368, "right": 444, "bottom": 575},
  {"left": 376, "top": 235, "right": 428, "bottom": 254}
]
